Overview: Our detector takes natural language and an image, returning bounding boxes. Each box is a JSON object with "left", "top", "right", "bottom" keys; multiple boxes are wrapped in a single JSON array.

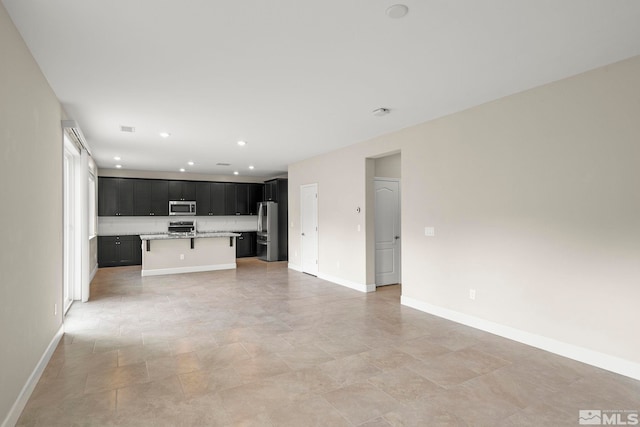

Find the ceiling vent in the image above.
[
  {"left": 120, "top": 125, "right": 136, "bottom": 133},
  {"left": 216, "top": 162, "right": 231, "bottom": 166}
]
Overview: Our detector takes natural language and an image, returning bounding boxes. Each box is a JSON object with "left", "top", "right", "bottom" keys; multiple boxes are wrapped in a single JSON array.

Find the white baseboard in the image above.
[
  {"left": 288, "top": 263, "right": 302, "bottom": 272},
  {"left": 89, "top": 264, "right": 98, "bottom": 282},
  {"left": 141, "top": 263, "right": 236, "bottom": 277},
  {"left": 401, "top": 295, "right": 640, "bottom": 381},
  {"left": 317, "top": 272, "right": 374, "bottom": 293},
  {"left": 287, "top": 264, "right": 375, "bottom": 293},
  {"left": 2, "top": 325, "right": 64, "bottom": 427}
]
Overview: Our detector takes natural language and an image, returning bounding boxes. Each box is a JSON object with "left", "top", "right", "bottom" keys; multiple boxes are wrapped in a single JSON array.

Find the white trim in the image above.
[
  {"left": 2, "top": 325, "right": 64, "bottom": 427},
  {"left": 141, "top": 263, "right": 236, "bottom": 277},
  {"left": 401, "top": 295, "right": 640, "bottom": 381},
  {"left": 90, "top": 264, "right": 98, "bottom": 283},
  {"left": 373, "top": 177, "right": 401, "bottom": 182},
  {"left": 288, "top": 263, "right": 302, "bottom": 272},
  {"left": 317, "top": 272, "right": 375, "bottom": 293}
]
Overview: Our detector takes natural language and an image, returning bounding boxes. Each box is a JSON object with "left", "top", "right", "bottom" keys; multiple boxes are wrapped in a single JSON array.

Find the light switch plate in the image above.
[{"left": 425, "top": 227, "right": 435, "bottom": 237}]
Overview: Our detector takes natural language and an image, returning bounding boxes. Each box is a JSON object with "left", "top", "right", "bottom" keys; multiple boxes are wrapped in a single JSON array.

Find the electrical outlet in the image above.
[
  {"left": 180, "top": 254, "right": 184, "bottom": 260},
  {"left": 469, "top": 289, "right": 476, "bottom": 300},
  {"left": 357, "top": 224, "right": 361, "bottom": 232},
  {"left": 54, "top": 304, "right": 57, "bottom": 316},
  {"left": 425, "top": 227, "right": 435, "bottom": 237}
]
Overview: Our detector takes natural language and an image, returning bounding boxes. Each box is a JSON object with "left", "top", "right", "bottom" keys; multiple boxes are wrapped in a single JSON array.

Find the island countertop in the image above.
[{"left": 139, "top": 232, "right": 241, "bottom": 240}]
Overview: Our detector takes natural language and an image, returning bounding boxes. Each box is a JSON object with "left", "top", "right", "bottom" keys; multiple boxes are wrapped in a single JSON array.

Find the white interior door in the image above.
[
  {"left": 375, "top": 178, "right": 401, "bottom": 286},
  {"left": 300, "top": 184, "right": 318, "bottom": 276}
]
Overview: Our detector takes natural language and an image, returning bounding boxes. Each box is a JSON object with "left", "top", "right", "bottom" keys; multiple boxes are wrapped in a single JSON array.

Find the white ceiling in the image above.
[{"left": 4, "top": 1, "right": 640, "bottom": 178}]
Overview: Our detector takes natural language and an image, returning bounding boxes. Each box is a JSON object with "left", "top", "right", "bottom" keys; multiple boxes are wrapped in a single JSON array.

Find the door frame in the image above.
[
  {"left": 63, "top": 135, "right": 82, "bottom": 313},
  {"left": 300, "top": 183, "right": 319, "bottom": 276}
]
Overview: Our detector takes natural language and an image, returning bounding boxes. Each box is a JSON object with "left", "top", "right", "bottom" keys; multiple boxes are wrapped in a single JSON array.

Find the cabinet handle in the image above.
[{"left": 150, "top": 213, "right": 154, "bottom": 216}]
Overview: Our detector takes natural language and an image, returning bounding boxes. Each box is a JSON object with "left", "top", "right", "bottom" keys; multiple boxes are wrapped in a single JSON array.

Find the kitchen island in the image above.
[{"left": 139, "top": 232, "right": 240, "bottom": 277}]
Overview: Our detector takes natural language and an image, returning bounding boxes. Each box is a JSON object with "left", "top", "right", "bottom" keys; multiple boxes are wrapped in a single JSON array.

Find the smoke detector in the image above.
[
  {"left": 372, "top": 107, "right": 390, "bottom": 116},
  {"left": 386, "top": 4, "right": 409, "bottom": 19}
]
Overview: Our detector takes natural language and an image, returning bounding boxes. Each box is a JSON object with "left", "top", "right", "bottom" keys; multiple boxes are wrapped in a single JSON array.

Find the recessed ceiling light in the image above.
[
  {"left": 120, "top": 126, "right": 135, "bottom": 133},
  {"left": 386, "top": 4, "right": 408, "bottom": 19},
  {"left": 187, "top": 161, "right": 194, "bottom": 166},
  {"left": 160, "top": 132, "right": 171, "bottom": 138},
  {"left": 179, "top": 168, "right": 185, "bottom": 172},
  {"left": 237, "top": 140, "right": 247, "bottom": 146},
  {"left": 372, "top": 107, "right": 391, "bottom": 116},
  {"left": 115, "top": 164, "right": 122, "bottom": 169},
  {"left": 233, "top": 171, "right": 239, "bottom": 175},
  {"left": 114, "top": 156, "right": 121, "bottom": 161},
  {"left": 248, "top": 165, "right": 255, "bottom": 170}
]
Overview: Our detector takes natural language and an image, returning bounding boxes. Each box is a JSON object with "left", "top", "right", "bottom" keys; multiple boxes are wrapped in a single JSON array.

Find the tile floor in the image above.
[{"left": 17, "top": 258, "right": 640, "bottom": 426}]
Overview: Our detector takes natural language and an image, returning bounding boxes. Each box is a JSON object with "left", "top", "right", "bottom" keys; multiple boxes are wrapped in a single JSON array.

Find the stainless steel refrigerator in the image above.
[{"left": 257, "top": 201, "right": 278, "bottom": 261}]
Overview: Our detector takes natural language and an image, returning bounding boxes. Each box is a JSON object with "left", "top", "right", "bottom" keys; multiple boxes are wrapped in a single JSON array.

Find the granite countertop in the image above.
[{"left": 139, "top": 232, "right": 241, "bottom": 240}]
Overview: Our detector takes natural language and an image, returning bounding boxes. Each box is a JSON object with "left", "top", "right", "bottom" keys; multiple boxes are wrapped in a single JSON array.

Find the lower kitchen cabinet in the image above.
[
  {"left": 236, "top": 232, "right": 257, "bottom": 258},
  {"left": 98, "top": 235, "right": 142, "bottom": 267}
]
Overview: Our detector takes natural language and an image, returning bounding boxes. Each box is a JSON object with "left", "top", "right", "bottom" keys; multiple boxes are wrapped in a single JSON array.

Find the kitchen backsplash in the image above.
[{"left": 98, "top": 216, "right": 258, "bottom": 236}]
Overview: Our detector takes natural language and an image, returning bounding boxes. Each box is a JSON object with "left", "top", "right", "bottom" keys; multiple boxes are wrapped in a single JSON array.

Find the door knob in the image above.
[
  {"left": 394, "top": 236, "right": 400, "bottom": 240},
  {"left": 301, "top": 233, "right": 305, "bottom": 236}
]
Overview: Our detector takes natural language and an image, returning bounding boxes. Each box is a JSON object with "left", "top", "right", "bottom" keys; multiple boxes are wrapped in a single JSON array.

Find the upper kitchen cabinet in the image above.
[
  {"left": 196, "top": 182, "right": 226, "bottom": 216},
  {"left": 168, "top": 180, "right": 196, "bottom": 201},
  {"left": 247, "top": 183, "right": 262, "bottom": 215},
  {"left": 98, "top": 177, "right": 134, "bottom": 216},
  {"left": 263, "top": 179, "right": 277, "bottom": 202},
  {"left": 225, "top": 183, "right": 263, "bottom": 215},
  {"left": 134, "top": 179, "right": 169, "bottom": 216},
  {"left": 224, "top": 183, "right": 238, "bottom": 215},
  {"left": 263, "top": 179, "right": 286, "bottom": 203}
]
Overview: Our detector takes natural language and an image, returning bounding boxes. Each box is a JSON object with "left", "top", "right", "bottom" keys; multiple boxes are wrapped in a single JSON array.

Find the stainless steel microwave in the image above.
[{"left": 169, "top": 200, "right": 196, "bottom": 216}]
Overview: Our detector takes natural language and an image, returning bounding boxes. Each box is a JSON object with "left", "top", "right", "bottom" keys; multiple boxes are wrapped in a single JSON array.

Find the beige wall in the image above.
[
  {"left": 0, "top": 3, "right": 63, "bottom": 422},
  {"left": 374, "top": 153, "right": 401, "bottom": 179},
  {"left": 288, "top": 55, "right": 640, "bottom": 367}
]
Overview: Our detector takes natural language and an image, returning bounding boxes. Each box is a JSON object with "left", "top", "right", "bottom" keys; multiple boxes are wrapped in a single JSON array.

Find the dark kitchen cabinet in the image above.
[
  {"left": 134, "top": 179, "right": 169, "bottom": 216},
  {"left": 169, "top": 180, "right": 196, "bottom": 201},
  {"left": 196, "top": 182, "right": 226, "bottom": 216},
  {"left": 224, "top": 183, "right": 238, "bottom": 215},
  {"left": 98, "top": 177, "right": 134, "bottom": 216},
  {"left": 98, "top": 235, "right": 142, "bottom": 267},
  {"left": 100, "top": 177, "right": 263, "bottom": 217},
  {"left": 247, "top": 184, "right": 262, "bottom": 215},
  {"left": 263, "top": 180, "right": 278, "bottom": 202},
  {"left": 236, "top": 232, "right": 257, "bottom": 258},
  {"left": 229, "top": 183, "right": 263, "bottom": 216},
  {"left": 236, "top": 184, "right": 249, "bottom": 214}
]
